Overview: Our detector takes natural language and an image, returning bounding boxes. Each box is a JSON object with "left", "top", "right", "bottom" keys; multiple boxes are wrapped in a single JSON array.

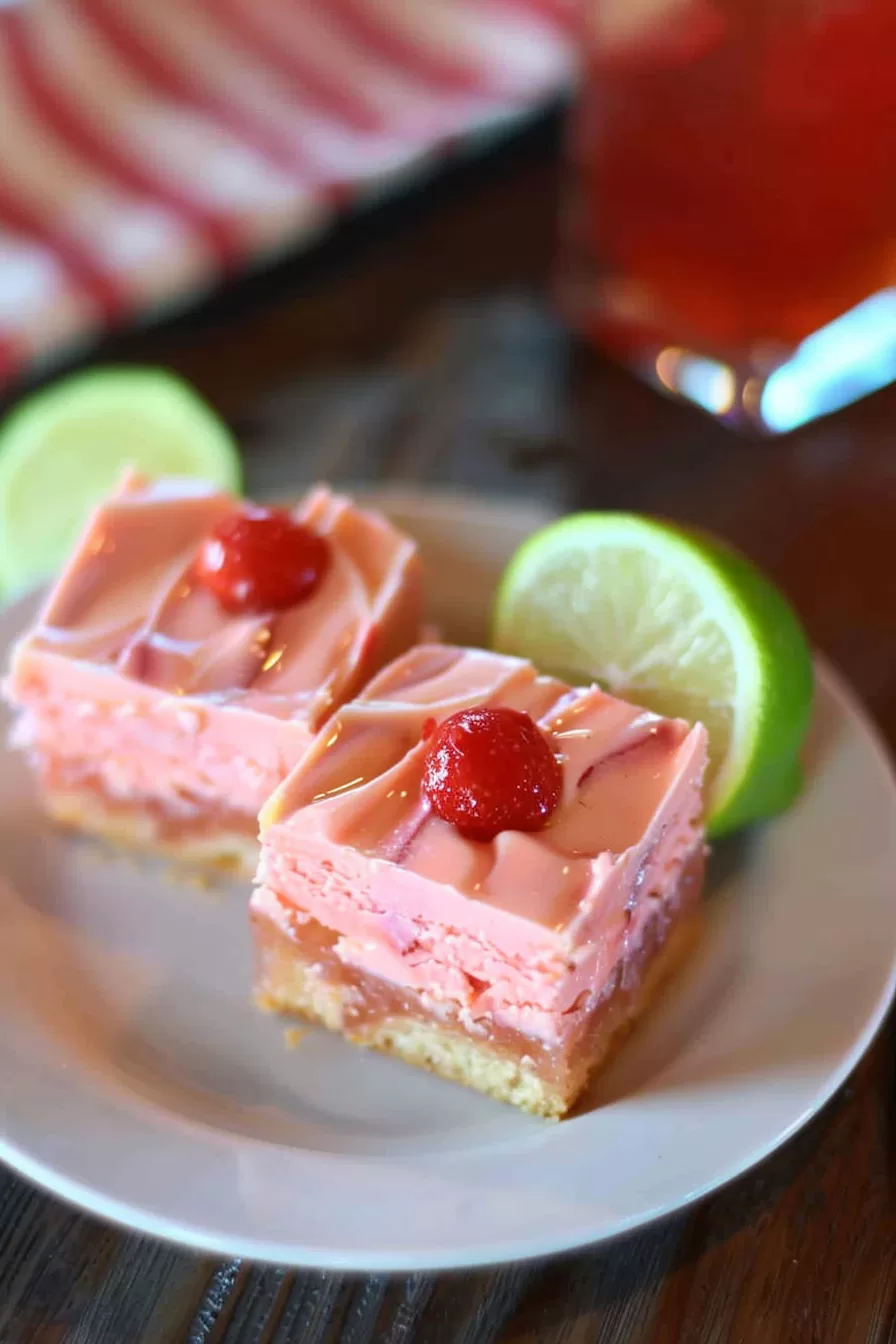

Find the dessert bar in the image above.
[
  {"left": 4, "top": 471, "right": 421, "bottom": 871},
  {"left": 252, "top": 644, "right": 707, "bottom": 1117}
]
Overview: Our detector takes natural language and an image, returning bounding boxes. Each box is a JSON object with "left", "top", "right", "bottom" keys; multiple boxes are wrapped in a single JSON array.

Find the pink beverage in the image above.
[{"left": 563, "top": 0, "right": 896, "bottom": 429}]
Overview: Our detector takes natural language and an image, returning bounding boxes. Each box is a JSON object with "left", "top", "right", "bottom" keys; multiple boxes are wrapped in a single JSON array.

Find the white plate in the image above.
[{"left": 0, "top": 492, "right": 894, "bottom": 1272}]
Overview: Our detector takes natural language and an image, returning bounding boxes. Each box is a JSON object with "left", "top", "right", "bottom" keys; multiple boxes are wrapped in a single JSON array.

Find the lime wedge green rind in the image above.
[
  {"left": 0, "top": 366, "right": 242, "bottom": 594},
  {"left": 492, "top": 512, "right": 814, "bottom": 838},
  {"left": 678, "top": 521, "right": 812, "bottom": 836},
  {"left": 749, "top": 754, "right": 805, "bottom": 824}
]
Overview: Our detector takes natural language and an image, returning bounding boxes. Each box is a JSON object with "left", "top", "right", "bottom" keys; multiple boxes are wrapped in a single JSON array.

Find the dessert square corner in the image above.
[
  {"left": 251, "top": 643, "right": 708, "bottom": 1118},
  {"left": 3, "top": 471, "right": 422, "bottom": 871}
]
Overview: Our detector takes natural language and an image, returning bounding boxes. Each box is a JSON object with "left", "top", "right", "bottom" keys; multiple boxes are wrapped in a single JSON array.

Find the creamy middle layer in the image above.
[{"left": 257, "top": 645, "right": 708, "bottom": 1043}]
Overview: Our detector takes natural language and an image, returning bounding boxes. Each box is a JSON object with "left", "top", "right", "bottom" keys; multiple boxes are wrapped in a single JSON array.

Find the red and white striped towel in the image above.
[{"left": 0, "top": 0, "right": 574, "bottom": 388}]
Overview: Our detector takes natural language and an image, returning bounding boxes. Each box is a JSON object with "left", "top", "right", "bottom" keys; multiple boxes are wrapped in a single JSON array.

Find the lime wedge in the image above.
[
  {"left": 493, "top": 513, "right": 814, "bottom": 837},
  {"left": 0, "top": 366, "right": 242, "bottom": 593}
]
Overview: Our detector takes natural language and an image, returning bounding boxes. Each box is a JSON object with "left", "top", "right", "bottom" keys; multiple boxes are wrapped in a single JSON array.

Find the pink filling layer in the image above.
[
  {"left": 12, "top": 659, "right": 313, "bottom": 816},
  {"left": 256, "top": 645, "right": 708, "bottom": 1044}
]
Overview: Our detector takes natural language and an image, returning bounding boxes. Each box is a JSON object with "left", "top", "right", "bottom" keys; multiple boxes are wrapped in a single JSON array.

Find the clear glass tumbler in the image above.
[{"left": 562, "top": 0, "right": 896, "bottom": 430}]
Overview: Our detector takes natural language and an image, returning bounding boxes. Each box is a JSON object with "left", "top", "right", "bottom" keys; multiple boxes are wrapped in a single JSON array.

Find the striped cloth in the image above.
[{"left": 0, "top": 0, "right": 574, "bottom": 388}]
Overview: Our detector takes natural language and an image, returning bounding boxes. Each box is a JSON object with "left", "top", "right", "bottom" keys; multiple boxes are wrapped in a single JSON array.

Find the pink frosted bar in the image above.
[
  {"left": 253, "top": 644, "right": 708, "bottom": 1114},
  {"left": 4, "top": 471, "right": 421, "bottom": 867}
]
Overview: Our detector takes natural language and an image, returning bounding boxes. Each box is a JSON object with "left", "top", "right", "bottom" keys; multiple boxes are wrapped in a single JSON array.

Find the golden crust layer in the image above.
[
  {"left": 43, "top": 784, "right": 260, "bottom": 875},
  {"left": 253, "top": 899, "right": 701, "bottom": 1120}
]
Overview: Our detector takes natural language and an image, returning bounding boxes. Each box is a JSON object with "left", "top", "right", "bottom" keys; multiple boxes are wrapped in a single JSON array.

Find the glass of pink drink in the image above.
[{"left": 563, "top": 0, "right": 896, "bottom": 430}]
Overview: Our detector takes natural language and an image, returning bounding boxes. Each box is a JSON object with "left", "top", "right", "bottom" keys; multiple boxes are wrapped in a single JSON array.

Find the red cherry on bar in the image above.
[
  {"left": 422, "top": 707, "right": 563, "bottom": 843},
  {"left": 195, "top": 507, "right": 330, "bottom": 614}
]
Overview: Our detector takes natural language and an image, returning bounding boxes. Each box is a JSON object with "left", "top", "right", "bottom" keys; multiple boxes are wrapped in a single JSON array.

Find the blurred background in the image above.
[
  {"left": 0, "top": 0, "right": 572, "bottom": 393},
  {"left": 4, "top": 0, "right": 896, "bottom": 432}
]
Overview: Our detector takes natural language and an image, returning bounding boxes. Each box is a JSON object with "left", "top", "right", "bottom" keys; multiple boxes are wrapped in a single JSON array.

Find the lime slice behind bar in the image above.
[
  {"left": 0, "top": 366, "right": 242, "bottom": 593},
  {"left": 493, "top": 512, "right": 814, "bottom": 837}
]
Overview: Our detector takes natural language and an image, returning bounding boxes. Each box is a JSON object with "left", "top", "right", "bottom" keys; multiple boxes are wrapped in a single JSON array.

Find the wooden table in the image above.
[{"left": 2, "top": 118, "right": 896, "bottom": 1344}]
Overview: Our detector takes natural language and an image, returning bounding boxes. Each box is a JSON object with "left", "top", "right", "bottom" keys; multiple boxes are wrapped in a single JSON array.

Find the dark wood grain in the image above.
[{"left": 2, "top": 121, "right": 896, "bottom": 1344}]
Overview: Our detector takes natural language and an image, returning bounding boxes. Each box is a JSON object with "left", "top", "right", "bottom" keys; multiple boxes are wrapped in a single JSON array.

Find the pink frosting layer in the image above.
[
  {"left": 6, "top": 471, "right": 421, "bottom": 816},
  {"left": 256, "top": 645, "right": 707, "bottom": 1042}
]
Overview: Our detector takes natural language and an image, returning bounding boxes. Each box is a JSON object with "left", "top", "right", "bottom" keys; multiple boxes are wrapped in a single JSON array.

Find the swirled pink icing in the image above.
[
  {"left": 6, "top": 471, "right": 422, "bottom": 820},
  {"left": 255, "top": 645, "right": 708, "bottom": 1042}
]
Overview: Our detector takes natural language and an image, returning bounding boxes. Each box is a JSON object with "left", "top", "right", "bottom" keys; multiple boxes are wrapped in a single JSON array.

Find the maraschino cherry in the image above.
[
  {"left": 196, "top": 506, "right": 330, "bottom": 614},
  {"left": 422, "top": 707, "right": 563, "bottom": 842}
]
